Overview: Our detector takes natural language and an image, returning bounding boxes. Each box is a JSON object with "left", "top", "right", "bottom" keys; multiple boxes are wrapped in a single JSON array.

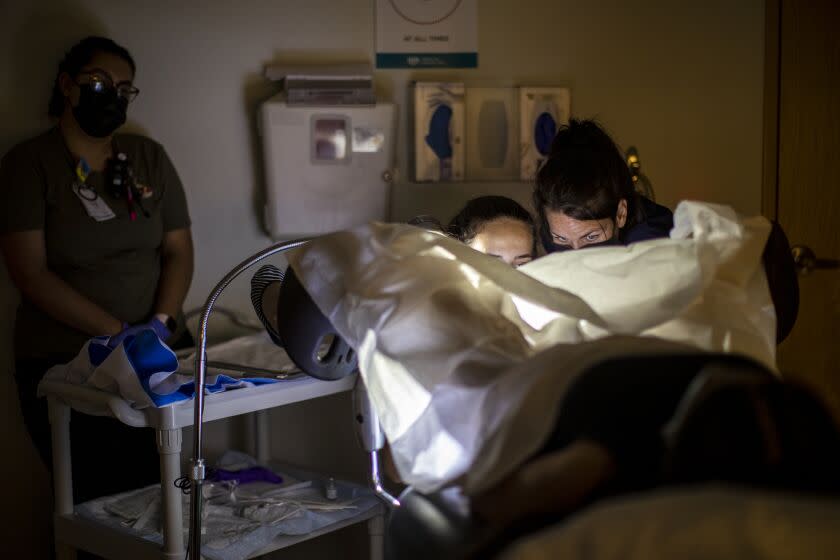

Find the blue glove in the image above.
[
  {"left": 146, "top": 316, "right": 172, "bottom": 341},
  {"left": 534, "top": 111, "right": 557, "bottom": 156},
  {"left": 425, "top": 104, "right": 453, "bottom": 160},
  {"left": 108, "top": 317, "right": 171, "bottom": 348}
]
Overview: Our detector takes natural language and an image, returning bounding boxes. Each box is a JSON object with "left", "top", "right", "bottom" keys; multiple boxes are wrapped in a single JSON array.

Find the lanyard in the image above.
[
  {"left": 74, "top": 157, "right": 99, "bottom": 201},
  {"left": 66, "top": 138, "right": 144, "bottom": 221},
  {"left": 59, "top": 128, "right": 103, "bottom": 202}
]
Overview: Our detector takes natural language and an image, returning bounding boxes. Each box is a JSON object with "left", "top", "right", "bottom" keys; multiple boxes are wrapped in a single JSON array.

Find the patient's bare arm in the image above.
[{"left": 470, "top": 439, "right": 616, "bottom": 528}]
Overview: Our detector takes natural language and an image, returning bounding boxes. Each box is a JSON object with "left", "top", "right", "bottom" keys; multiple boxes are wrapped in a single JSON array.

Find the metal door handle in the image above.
[{"left": 791, "top": 245, "right": 840, "bottom": 275}]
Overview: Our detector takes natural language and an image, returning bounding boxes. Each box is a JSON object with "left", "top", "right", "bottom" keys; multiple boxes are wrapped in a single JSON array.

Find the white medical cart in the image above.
[{"left": 40, "top": 373, "right": 385, "bottom": 559}]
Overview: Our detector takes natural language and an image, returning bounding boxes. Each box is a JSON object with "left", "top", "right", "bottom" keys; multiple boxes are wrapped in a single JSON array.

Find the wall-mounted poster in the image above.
[{"left": 376, "top": 0, "right": 478, "bottom": 69}]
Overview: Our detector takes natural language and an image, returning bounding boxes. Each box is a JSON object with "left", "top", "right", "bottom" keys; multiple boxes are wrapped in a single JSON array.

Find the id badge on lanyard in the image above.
[{"left": 72, "top": 157, "right": 116, "bottom": 222}]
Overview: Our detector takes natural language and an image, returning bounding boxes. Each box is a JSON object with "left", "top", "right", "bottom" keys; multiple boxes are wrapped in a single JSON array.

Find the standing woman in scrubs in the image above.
[
  {"left": 0, "top": 37, "right": 194, "bottom": 503},
  {"left": 533, "top": 119, "right": 673, "bottom": 253}
]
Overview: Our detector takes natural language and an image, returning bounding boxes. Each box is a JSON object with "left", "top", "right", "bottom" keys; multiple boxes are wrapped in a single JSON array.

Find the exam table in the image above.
[{"left": 266, "top": 265, "right": 839, "bottom": 560}]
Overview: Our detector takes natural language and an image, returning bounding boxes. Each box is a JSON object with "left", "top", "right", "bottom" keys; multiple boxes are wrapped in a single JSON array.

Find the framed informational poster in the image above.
[{"left": 376, "top": 0, "right": 478, "bottom": 68}]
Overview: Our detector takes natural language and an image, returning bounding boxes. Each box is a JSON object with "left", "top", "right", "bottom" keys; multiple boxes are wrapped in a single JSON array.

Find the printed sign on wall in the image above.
[{"left": 376, "top": 0, "right": 478, "bottom": 68}]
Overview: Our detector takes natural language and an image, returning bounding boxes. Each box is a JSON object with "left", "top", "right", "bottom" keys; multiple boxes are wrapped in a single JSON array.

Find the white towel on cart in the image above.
[
  {"left": 41, "top": 330, "right": 277, "bottom": 408},
  {"left": 76, "top": 451, "right": 381, "bottom": 560}
]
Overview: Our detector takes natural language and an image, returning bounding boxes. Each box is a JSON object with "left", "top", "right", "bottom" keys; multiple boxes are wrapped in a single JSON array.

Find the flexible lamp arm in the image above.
[{"left": 188, "top": 238, "right": 310, "bottom": 560}]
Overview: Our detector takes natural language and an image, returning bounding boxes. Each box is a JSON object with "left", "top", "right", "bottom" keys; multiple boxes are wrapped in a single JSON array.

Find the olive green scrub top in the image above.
[{"left": 0, "top": 127, "right": 191, "bottom": 362}]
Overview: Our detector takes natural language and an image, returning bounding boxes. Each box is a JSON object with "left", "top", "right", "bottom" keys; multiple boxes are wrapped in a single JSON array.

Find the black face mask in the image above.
[{"left": 72, "top": 83, "right": 128, "bottom": 138}]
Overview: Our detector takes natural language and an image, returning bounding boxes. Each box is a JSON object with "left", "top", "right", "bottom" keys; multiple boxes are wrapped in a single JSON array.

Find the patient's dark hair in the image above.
[
  {"left": 408, "top": 214, "right": 446, "bottom": 234},
  {"left": 533, "top": 119, "right": 641, "bottom": 242},
  {"left": 664, "top": 382, "right": 840, "bottom": 494},
  {"left": 447, "top": 196, "right": 535, "bottom": 247},
  {"left": 48, "top": 36, "right": 136, "bottom": 117}
]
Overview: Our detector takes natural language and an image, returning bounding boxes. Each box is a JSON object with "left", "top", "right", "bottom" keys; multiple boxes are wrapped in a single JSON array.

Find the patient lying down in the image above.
[
  {"left": 468, "top": 355, "right": 840, "bottom": 527},
  {"left": 380, "top": 353, "right": 840, "bottom": 560},
  {"left": 249, "top": 263, "right": 840, "bottom": 558}
]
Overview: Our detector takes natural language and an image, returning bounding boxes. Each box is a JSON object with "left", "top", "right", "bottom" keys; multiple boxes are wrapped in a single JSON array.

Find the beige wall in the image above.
[
  {"left": 0, "top": 0, "right": 764, "bottom": 557},
  {"left": 392, "top": 1, "right": 766, "bottom": 221}
]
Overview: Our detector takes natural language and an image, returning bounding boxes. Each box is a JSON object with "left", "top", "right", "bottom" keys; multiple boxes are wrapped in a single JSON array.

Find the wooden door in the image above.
[{"left": 766, "top": 0, "right": 840, "bottom": 420}]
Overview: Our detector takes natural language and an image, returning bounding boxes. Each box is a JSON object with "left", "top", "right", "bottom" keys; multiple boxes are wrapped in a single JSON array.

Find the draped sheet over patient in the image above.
[{"left": 286, "top": 201, "right": 776, "bottom": 494}]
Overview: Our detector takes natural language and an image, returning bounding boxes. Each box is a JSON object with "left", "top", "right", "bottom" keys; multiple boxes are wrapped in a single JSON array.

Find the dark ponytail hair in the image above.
[
  {"left": 533, "top": 119, "right": 641, "bottom": 243},
  {"left": 48, "top": 36, "right": 136, "bottom": 118},
  {"left": 448, "top": 195, "right": 535, "bottom": 252}
]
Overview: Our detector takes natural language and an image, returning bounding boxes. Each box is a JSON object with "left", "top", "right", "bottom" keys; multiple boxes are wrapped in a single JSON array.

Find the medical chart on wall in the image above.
[{"left": 375, "top": 0, "right": 478, "bottom": 68}]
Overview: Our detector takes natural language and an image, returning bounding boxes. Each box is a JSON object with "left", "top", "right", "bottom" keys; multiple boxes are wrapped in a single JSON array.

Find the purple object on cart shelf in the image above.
[{"left": 210, "top": 466, "right": 284, "bottom": 485}]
